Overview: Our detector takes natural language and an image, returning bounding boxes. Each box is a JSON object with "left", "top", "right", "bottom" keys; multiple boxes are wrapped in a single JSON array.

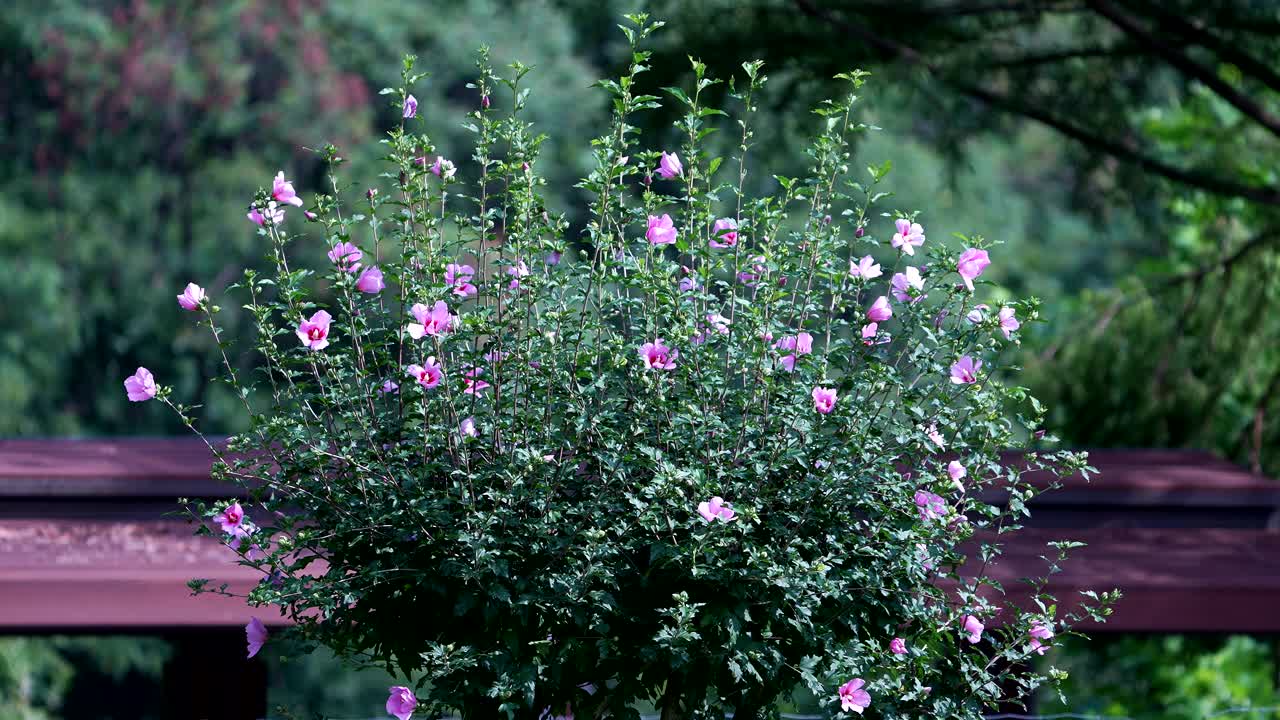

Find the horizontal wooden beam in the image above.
[
  {"left": 0, "top": 519, "right": 268, "bottom": 630},
  {"left": 0, "top": 440, "right": 1276, "bottom": 631},
  {"left": 0, "top": 438, "right": 230, "bottom": 497},
  {"left": 1, "top": 518, "right": 1277, "bottom": 632},
  {"left": 4, "top": 440, "right": 1275, "bottom": 505},
  {"left": 967, "top": 527, "right": 1280, "bottom": 632}
]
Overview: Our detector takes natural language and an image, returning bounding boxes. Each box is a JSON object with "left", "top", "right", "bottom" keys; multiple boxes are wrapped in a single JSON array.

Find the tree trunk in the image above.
[{"left": 658, "top": 678, "right": 683, "bottom": 720}]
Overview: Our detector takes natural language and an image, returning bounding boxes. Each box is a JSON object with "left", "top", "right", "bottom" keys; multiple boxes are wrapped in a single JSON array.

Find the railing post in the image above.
[{"left": 162, "top": 629, "right": 267, "bottom": 720}]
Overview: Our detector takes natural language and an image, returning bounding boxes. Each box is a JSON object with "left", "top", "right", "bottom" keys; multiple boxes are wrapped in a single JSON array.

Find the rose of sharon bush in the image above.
[{"left": 131, "top": 17, "right": 1114, "bottom": 720}]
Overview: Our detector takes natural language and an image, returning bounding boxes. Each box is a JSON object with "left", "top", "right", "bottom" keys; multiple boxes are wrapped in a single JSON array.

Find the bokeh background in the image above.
[{"left": 2, "top": 0, "right": 1278, "bottom": 717}]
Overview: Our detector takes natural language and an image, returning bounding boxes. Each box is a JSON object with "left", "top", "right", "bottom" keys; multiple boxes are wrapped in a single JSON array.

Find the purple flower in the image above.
[
  {"left": 271, "top": 172, "right": 304, "bottom": 207},
  {"left": 123, "top": 367, "right": 157, "bottom": 402},
  {"left": 216, "top": 501, "right": 252, "bottom": 538},
  {"left": 445, "top": 263, "right": 478, "bottom": 297},
  {"left": 849, "top": 255, "right": 882, "bottom": 280},
  {"left": 963, "top": 615, "right": 985, "bottom": 644},
  {"left": 914, "top": 490, "right": 948, "bottom": 522},
  {"left": 711, "top": 217, "right": 738, "bottom": 248},
  {"left": 460, "top": 416, "right": 479, "bottom": 439},
  {"left": 891, "top": 267, "right": 926, "bottom": 303},
  {"left": 838, "top": 678, "right": 871, "bottom": 714},
  {"left": 950, "top": 355, "right": 981, "bottom": 385},
  {"left": 639, "top": 339, "right": 678, "bottom": 370},
  {"left": 861, "top": 323, "right": 884, "bottom": 346},
  {"left": 462, "top": 367, "right": 490, "bottom": 395},
  {"left": 407, "top": 358, "right": 444, "bottom": 390},
  {"left": 386, "top": 686, "right": 417, "bottom": 720},
  {"left": 697, "top": 496, "right": 736, "bottom": 522},
  {"left": 957, "top": 248, "right": 991, "bottom": 291},
  {"left": 647, "top": 214, "right": 678, "bottom": 245},
  {"left": 176, "top": 283, "right": 205, "bottom": 311},
  {"left": 998, "top": 307, "right": 1020, "bottom": 339},
  {"left": 431, "top": 156, "right": 456, "bottom": 179},
  {"left": 247, "top": 202, "right": 284, "bottom": 226},
  {"left": 356, "top": 266, "right": 385, "bottom": 294},
  {"left": 328, "top": 242, "right": 363, "bottom": 273},
  {"left": 407, "top": 301, "right": 454, "bottom": 338},
  {"left": 866, "top": 296, "right": 893, "bottom": 322},
  {"left": 403, "top": 94, "right": 418, "bottom": 119},
  {"left": 926, "top": 423, "right": 946, "bottom": 449},
  {"left": 245, "top": 617, "right": 268, "bottom": 658},
  {"left": 891, "top": 218, "right": 925, "bottom": 255},
  {"left": 506, "top": 260, "right": 530, "bottom": 291},
  {"left": 1028, "top": 620, "right": 1055, "bottom": 655},
  {"left": 657, "top": 151, "right": 683, "bottom": 179},
  {"left": 296, "top": 311, "right": 333, "bottom": 351},
  {"left": 812, "top": 386, "right": 838, "bottom": 414},
  {"left": 737, "top": 256, "right": 766, "bottom": 286}
]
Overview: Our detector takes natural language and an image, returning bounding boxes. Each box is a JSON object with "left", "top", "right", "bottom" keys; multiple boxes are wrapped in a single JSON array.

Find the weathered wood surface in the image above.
[
  {"left": 0, "top": 518, "right": 263, "bottom": 629},
  {"left": 0, "top": 440, "right": 1276, "bottom": 630},
  {"left": 0, "top": 437, "right": 230, "bottom": 497},
  {"left": 965, "top": 527, "right": 1280, "bottom": 632}
]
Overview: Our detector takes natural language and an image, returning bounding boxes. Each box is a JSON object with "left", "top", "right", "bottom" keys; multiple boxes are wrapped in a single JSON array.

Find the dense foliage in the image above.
[
  {"left": 126, "top": 16, "right": 1116, "bottom": 719},
  {"left": 1041, "top": 634, "right": 1279, "bottom": 720},
  {"left": 0, "top": 637, "right": 169, "bottom": 720}
]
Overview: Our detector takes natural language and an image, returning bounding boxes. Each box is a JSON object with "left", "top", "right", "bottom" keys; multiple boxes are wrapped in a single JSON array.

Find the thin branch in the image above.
[
  {"left": 792, "top": 0, "right": 1280, "bottom": 206},
  {"left": 1087, "top": 0, "right": 1280, "bottom": 141},
  {"left": 984, "top": 44, "right": 1139, "bottom": 69},
  {"left": 834, "top": 0, "right": 1081, "bottom": 18},
  {"left": 1128, "top": 0, "right": 1280, "bottom": 95},
  {"left": 1157, "top": 227, "right": 1279, "bottom": 289}
]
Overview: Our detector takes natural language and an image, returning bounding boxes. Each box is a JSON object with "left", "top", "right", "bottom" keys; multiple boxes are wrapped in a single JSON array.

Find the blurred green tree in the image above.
[
  {"left": 0, "top": 0, "right": 606, "bottom": 436},
  {"left": 581, "top": 0, "right": 1280, "bottom": 472},
  {"left": 1040, "top": 634, "right": 1278, "bottom": 719},
  {"left": 0, "top": 637, "right": 169, "bottom": 719}
]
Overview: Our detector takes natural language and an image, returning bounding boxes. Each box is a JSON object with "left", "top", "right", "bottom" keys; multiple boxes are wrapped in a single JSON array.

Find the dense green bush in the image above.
[{"left": 130, "top": 16, "right": 1111, "bottom": 719}]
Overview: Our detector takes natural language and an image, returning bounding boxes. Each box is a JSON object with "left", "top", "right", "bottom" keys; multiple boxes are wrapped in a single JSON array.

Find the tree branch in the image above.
[
  {"left": 792, "top": 0, "right": 1280, "bottom": 206},
  {"left": 1128, "top": 0, "right": 1280, "bottom": 95},
  {"left": 837, "top": 0, "right": 1082, "bottom": 17},
  {"left": 1087, "top": 0, "right": 1280, "bottom": 141},
  {"left": 985, "top": 44, "right": 1139, "bottom": 68},
  {"left": 1158, "top": 227, "right": 1280, "bottom": 288}
]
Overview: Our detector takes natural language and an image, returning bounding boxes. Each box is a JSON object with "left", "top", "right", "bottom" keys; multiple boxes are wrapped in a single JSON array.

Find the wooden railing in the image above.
[{"left": 0, "top": 440, "right": 1278, "bottom": 632}]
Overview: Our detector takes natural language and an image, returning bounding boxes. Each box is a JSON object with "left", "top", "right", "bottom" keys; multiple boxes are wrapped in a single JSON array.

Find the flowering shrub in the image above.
[{"left": 129, "top": 15, "right": 1114, "bottom": 720}]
